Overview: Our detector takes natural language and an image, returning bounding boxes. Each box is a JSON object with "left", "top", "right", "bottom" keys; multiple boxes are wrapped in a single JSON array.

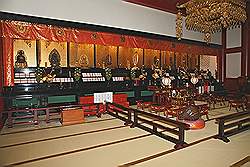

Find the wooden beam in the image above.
[{"left": 225, "top": 47, "right": 242, "bottom": 54}]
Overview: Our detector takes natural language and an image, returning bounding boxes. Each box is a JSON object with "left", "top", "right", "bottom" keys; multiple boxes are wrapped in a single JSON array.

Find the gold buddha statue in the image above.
[{"left": 15, "top": 50, "right": 28, "bottom": 68}]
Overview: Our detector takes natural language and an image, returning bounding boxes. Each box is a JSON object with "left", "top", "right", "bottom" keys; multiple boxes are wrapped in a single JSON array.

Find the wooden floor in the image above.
[{"left": 0, "top": 106, "right": 249, "bottom": 167}]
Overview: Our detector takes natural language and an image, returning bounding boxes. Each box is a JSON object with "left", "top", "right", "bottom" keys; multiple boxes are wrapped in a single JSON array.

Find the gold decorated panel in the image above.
[
  {"left": 182, "top": 53, "right": 188, "bottom": 68},
  {"left": 161, "top": 51, "right": 170, "bottom": 68},
  {"left": 96, "top": 45, "right": 117, "bottom": 68},
  {"left": 169, "top": 51, "right": 175, "bottom": 66},
  {"left": 144, "top": 49, "right": 160, "bottom": 68},
  {"left": 188, "top": 54, "right": 199, "bottom": 70},
  {"left": 175, "top": 52, "right": 182, "bottom": 68},
  {"left": 13, "top": 39, "right": 36, "bottom": 67},
  {"left": 118, "top": 47, "right": 143, "bottom": 68},
  {"left": 69, "top": 43, "right": 94, "bottom": 68},
  {"left": 40, "top": 40, "right": 67, "bottom": 67}
]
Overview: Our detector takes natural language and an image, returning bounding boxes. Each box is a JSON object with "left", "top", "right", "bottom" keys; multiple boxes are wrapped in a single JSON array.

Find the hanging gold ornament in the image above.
[{"left": 176, "top": 0, "right": 247, "bottom": 43}]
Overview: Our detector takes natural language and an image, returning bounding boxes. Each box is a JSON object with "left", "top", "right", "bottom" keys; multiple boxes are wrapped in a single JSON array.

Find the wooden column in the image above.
[
  {"left": 217, "top": 49, "right": 222, "bottom": 81},
  {"left": 246, "top": 2, "right": 250, "bottom": 76},
  {"left": 0, "top": 37, "right": 3, "bottom": 93},
  {"left": 36, "top": 40, "right": 41, "bottom": 67},
  {"left": 222, "top": 28, "right": 226, "bottom": 81},
  {"left": 0, "top": 37, "right": 3, "bottom": 128},
  {"left": 67, "top": 42, "right": 70, "bottom": 67},
  {"left": 116, "top": 46, "right": 119, "bottom": 68},
  {"left": 94, "top": 44, "right": 96, "bottom": 68}
]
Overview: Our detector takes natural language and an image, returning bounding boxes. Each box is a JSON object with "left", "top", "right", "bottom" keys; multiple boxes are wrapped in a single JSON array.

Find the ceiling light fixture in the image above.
[{"left": 176, "top": 0, "right": 247, "bottom": 43}]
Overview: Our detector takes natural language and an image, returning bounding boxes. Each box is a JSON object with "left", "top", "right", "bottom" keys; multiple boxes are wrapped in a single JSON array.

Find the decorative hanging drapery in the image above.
[
  {"left": 1, "top": 20, "right": 219, "bottom": 55},
  {"left": 0, "top": 20, "right": 220, "bottom": 86},
  {"left": 2, "top": 37, "right": 14, "bottom": 86}
]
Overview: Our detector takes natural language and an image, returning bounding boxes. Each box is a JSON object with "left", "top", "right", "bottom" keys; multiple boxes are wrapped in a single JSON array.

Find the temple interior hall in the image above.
[{"left": 0, "top": 0, "right": 250, "bottom": 167}]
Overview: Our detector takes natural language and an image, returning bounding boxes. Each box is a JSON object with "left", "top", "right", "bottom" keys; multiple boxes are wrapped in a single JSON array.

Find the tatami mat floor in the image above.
[{"left": 0, "top": 106, "right": 249, "bottom": 167}]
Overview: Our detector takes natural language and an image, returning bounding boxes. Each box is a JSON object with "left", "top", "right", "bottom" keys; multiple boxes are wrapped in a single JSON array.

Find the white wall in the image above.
[
  {"left": 226, "top": 26, "right": 241, "bottom": 48},
  {"left": 0, "top": 0, "right": 221, "bottom": 44},
  {"left": 226, "top": 53, "right": 241, "bottom": 78},
  {"left": 225, "top": 26, "right": 245, "bottom": 77},
  {"left": 211, "top": 32, "right": 222, "bottom": 45}
]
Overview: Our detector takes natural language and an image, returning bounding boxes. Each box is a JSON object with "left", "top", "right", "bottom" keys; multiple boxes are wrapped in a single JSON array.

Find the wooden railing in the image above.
[
  {"left": 2, "top": 103, "right": 99, "bottom": 127},
  {"left": 215, "top": 110, "right": 250, "bottom": 142},
  {"left": 106, "top": 102, "right": 190, "bottom": 149},
  {"left": 105, "top": 102, "right": 132, "bottom": 126}
]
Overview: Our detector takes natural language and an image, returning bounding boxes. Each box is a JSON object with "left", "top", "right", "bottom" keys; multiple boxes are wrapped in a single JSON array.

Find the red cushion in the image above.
[{"left": 79, "top": 96, "right": 94, "bottom": 104}]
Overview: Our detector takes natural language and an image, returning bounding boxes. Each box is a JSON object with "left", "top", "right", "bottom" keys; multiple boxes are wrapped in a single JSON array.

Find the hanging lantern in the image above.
[
  {"left": 190, "top": 76, "right": 199, "bottom": 85},
  {"left": 162, "top": 76, "right": 172, "bottom": 87}
]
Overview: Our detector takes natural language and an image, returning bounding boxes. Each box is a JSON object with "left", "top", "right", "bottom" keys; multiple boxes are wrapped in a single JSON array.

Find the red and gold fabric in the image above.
[{"left": 0, "top": 20, "right": 221, "bottom": 86}]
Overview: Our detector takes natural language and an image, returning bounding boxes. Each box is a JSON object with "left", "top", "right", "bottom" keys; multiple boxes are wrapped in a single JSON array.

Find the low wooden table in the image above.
[{"left": 61, "top": 108, "right": 84, "bottom": 126}]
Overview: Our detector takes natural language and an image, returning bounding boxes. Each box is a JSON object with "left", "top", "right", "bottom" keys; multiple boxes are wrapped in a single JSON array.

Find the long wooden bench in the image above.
[{"left": 215, "top": 110, "right": 250, "bottom": 142}]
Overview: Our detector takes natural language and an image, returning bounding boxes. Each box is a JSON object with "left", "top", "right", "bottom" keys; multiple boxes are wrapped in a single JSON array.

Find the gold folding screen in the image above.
[
  {"left": 13, "top": 39, "right": 37, "bottom": 67},
  {"left": 69, "top": 43, "right": 94, "bottom": 68},
  {"left": 96, "top": 45, "right": 117, "bottom": 68},
  {"left": 118, "top": 47, "right": 143, "bottom": 68},
  {"left": 40, "top": 40, "right": 67, "bottom": 67},
  {"left": 144, "top": 49, "right": 160, "bottom": 68},
  {"left": 13, "top": 39, "right": 202, "bottom": 70}
]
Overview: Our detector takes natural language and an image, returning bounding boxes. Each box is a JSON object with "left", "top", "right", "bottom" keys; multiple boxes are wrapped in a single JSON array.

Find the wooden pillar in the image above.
[
  {"left": 217, "top": 49, "right": 222, "bottom": 81},
  {"left": 116, "top": 46, "right": 119, "bottom": 68},
  {"left": 67, "top": 42, "right": 70, "bottom": 67},
  {"left": 246, "top": 2, "right": 250, "bottom": 76},
  {"left": 94, "top": 44, "right": 96, "bottom": 68},
  {"left": 0, "top": 37, "right": 3, "bottom": 93},
  {"left": 222, "top": 28, "right": 226, "bottom": 81},
  {"left": 36, "top": 40, "right": 41, "bottom": 67},
  {"left": 242, "top": 21, "right": 247, "bottom": 76},
  {"left": 142, "top": 49, "right": 145, "bottom": 65}
]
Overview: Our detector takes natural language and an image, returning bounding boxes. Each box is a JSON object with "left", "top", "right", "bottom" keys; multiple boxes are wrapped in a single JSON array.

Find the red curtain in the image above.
[
  {"left": 1, "top": 20, "right": 220, "bottom": 55},
  {"left": 2, "top": 37, "right": 14, "bottom": 87},
  {"left": 0, "top": 20, "right": 221, "bottom": 86}
]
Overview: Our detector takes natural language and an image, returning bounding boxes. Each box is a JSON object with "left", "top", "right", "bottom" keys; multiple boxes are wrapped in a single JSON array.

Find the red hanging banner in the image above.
[{"left": 2, "top": 37, "right": 14, "bottom": 86}]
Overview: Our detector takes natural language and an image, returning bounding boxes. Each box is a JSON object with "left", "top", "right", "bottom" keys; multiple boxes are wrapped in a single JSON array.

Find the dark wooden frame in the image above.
[
  {"left": 3, "top": 103, "right": 101, "bottom": 128},
  {"left": 106, "top": 102, "right": 190, "bottom": 149},
  {"left": 215, "top": 110, "right": 250, "bottom": 142},
  {"left": 106, "top": 102, "right": 132, "bottom": 126}
]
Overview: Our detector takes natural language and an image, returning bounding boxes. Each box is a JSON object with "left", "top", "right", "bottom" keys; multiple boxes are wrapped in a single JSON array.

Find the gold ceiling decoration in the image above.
[{"left": 176, "top": 0, "right": 247, "bottom": 43}]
